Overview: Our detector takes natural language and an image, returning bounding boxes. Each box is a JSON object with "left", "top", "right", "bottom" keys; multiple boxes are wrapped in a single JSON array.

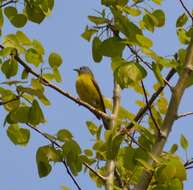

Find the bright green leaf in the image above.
[
  {"left": 57, "top": 129, "right": 73, "bottom": 142},
  {"left": 49, "top": 52, "right": 63, "bottom": 68},
  {"left": 7, "top": 124, "right": 30, "bottom": 145},
  {"left": 1, "top": 59, "right": 18, "bottom": 79},
  {"left": 176, "top": 13, "right": 188, "bottom": 28},
  {"left": 180, "top": 134, "right": 189, "bottom": 150},
  {"left": 100, "top": 37, "right": 125, "bottom": 57},
  {"left": 81, "top": 26, "right": 98, "bottom": 41},
  {"left": 92, "top": 37, "right": 103, "bottom": 63}
]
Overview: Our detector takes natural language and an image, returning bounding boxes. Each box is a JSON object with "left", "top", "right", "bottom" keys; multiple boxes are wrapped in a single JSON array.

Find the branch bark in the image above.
[
  {"left": 105, "top": 82, "right": 121, "bottom": 190},
  {"left": 134, "top": 31, "right": 193, "bottom": 190}
]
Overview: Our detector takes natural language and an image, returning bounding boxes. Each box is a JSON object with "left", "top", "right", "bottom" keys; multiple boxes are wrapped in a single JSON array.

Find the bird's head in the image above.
[{"left": 74, "top": 66, "right": 94, "bottom": 77}]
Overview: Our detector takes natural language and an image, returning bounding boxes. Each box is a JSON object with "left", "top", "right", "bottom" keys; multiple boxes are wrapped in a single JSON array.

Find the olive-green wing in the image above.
[{"left": 91, "top": 78, "right": 106, "bottom": 113}]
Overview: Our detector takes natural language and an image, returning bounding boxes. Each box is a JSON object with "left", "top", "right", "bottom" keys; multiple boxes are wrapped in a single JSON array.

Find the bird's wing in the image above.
[{"left": 91, "top": 78, "right": 106, "bottom": 113}]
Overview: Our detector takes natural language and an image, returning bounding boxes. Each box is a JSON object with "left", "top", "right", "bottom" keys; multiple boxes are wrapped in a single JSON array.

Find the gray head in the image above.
[{"left": 74, "top": 66, "right": 94, "bottom": 77}]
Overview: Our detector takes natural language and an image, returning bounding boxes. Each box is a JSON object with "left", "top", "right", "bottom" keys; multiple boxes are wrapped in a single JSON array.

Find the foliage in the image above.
[{"left": 0, "top": 0, "right": 192, "bottom": 190}]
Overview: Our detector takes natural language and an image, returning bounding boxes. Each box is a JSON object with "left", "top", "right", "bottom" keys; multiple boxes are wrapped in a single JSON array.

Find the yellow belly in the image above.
[{"left": 76, "top": 75, "right": 103, "bottom": 111}]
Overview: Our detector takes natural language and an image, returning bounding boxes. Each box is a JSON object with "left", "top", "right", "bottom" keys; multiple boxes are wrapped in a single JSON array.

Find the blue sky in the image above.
[{"left": 0, "top": 0, "right": 193, "bottom": 190}]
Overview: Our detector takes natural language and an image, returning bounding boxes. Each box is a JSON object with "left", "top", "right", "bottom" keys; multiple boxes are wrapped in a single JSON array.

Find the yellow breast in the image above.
[{"left": 76, "top": 74, "right": 103, "bottom": 111}]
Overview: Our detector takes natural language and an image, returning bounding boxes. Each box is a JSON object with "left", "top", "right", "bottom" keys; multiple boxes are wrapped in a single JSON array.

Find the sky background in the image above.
[{"left": 0, "top": 0, "right": 193, "bottom": 190}]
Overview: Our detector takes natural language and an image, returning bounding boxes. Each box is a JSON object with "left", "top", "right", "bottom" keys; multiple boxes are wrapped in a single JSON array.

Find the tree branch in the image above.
[
  {"left": 106, "top": 82, "right": 121, "bottom": 190},
  {"left": 134, "top": 30, "right": 193, "bottom": 190},
  {"left": 127, "top": 68, "right": 176, "bottom": 129},
  {"left": 141, "top": 81, "right": 162, "bottom": 137},
  {"left": 12, "top": 54, "right": 111, "bottom": 121},
  {"left": 176, "top": 111, "right": 193, "bottom": 119}
]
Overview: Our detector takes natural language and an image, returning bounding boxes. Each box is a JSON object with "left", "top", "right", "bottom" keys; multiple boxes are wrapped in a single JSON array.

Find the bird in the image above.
[{"left": 74, "top": 66, "right": 109, "bottom": 130}]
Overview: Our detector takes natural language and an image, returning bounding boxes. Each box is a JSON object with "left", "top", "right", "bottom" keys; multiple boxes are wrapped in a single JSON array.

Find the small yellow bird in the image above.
[{"left": 74, "top": 66, "right": 109, "bottom": 129}]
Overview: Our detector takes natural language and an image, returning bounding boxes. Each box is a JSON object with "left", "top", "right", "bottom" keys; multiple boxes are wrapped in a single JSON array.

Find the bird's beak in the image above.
[{"left": 73, "top": 68, "right": 80, "bottom": 73}]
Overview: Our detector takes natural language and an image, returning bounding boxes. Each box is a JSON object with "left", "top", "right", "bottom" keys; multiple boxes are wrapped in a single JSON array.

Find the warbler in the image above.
[{"left": 74, "top": 66, "right": 109, "bottom": 129}]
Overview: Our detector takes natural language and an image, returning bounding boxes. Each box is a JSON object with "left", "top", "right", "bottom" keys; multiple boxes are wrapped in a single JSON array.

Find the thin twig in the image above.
[
  {"left": 127, "top": 45, "right": 152, "bottom": 70},
  {"left": 178, "top": 0, "right": 193, "bottom": 23},
  {"left": 83, "top": 161, "right": 106, "bottom": 181},
  {"left": 176, "top": 111, "right": 193, "bottom": 119},
  {"left": 123, "top": 129, "right": 147, "bottom": 152},
  {"left": 0, "top": 0, "right": 17, "bottom": 8},
  {"left": 141, "top": 81, "right": 162, "bottom": 137}
]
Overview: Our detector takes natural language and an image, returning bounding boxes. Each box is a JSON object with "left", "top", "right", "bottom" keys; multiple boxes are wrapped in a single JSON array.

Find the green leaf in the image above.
[
  {"left": 0, "top": 8, "right": 4, "bottom": 30},
  {"left": 10, "top": 14, "right": 27, "bottom": 28},
  {"left": 84, "top": 149, "right": 93, "bottom": 157},
  {"left": 142, "top": 14, "right": 155, "bottom": 32},
  {"left": 62, "top": 140, "right": 82, "bottom": 175},
  {"left": 112, "top": 8, "right": 142, "bottom": 41},
  {"left": 170, "top": 144, "right": 178, "bottom": 154},
  {"left": 57, "top": 129, "right": 73, "bottom": 142},
  {"left": 25, "top": 4, "right": 45, "bottom": 24},
  {"left": 152, "top": 0, "right": 163, "bottom": 5},
  {"left": 36, "top": 146, "right": 61, "bottom": 177},
  {"left": 25, "top": 48, "right": 42, "bottom": 66},
  {"left": 1, "top": 59, "right": 18, "bottom": 79},
  {"left": 121, "top": 6, "right": 141, "bottom": 16},
  {"left": 136, "top": 34, "right": 153, "bottom": 48},
  {"left": 114, "top": 61, "right": 147, "bottom": 89},
  {"left": 152, "top": 62, "right": 164, "bottom": 85},
  {"left": 101, "top": 0, "right": 128, "bottom": 6},
  {"left": 10, "top": 106, "right": 30, "bottom": 123},
  {"left": 168, "top": 178, "right": 183, "bottom": 190},
  {"left": 100, "top": 37, "right": 125, "bottom": 57},
  {"left": 177, "top": 28, "right": 190, "bottom": 44},
  {"left": 180, "top": 134, "right": 189, "bottom": 150},
  {"left": 152, "top": 9, "right": 165, "bottom": 27},
  {"left": 109, "top": 134, "right": 124, "bottom": 159},
  {"left": 88, "top": 16, "right": 108, "bottom": 25},
  {"left": 86, "top": 121, "right": 98, "bottom": 135},
  {"left": 7, "top": 124, "right": 30, "bottom": 145},
  {"left": 29, "top": 99, "right": 45, "bottom": 126},
  {"left": 4, "top": 6, "right": 17, "bottom": 19},
  {"left": 81, "top": 26, "right": 98, "bottom": 41},
  {"left": 176, "top": 13, "right": 188, "bottom": 28},
  {"left": 49, "top": 52, "right": 63, "bottom": 68},
  {"left": 53, "top": 68, "right": 62, "bottom": 82},
  {"left": 33, "top": 40, "right": 45, "bottom": 55},
  {"left": 17, "top": 86, "right": 50, "bottom": 106},
  {"left": 16, "top": 31, "right": 32, "bottom": 45},
  {"left": 156, "top": 163, "right": 176, "bottom": 183},
  {"left": 157, "top": 96, "right": 168, "bottom": 114},
  {"left": 92, "top": 37, "right": 103, "bottom": 63}
]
